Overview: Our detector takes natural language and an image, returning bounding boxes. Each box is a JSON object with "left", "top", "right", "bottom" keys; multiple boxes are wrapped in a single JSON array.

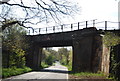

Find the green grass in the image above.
[
  {"left": 64, "top": 65, "right": 72, "bottom": 71},
  {"left": 64, "top": 64, "right": 106, "bottom": 78},
  {"left": 2, "top": 66, "right": 32, "bottom": 78},
  {"left": 70, "top": 72, "right": 105, "bottom": 77},
  {"left": 41, "top": 62, "right": 50, "bottom": 68}
]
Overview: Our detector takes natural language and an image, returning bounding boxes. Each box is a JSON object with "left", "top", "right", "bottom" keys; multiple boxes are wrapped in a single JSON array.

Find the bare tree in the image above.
[{"left": 0, "top": 0, "right": 80, "bottom": 30}]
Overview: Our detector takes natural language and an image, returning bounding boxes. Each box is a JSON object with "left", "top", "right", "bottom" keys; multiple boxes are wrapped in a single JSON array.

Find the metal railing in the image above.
[{"left": 26, "top": 20, "right": 120, "bottom": 35}]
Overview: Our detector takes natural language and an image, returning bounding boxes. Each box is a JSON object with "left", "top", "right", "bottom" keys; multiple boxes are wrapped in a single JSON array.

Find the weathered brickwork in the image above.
[
  {"left": 25, "top": 27, "right": 110, "bottom": 74},
  {"left": 91, "top": 35, "right": 103, "bottom": 73}
]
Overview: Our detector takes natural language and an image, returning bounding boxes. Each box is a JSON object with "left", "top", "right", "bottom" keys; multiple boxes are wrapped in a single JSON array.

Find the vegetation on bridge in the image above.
[
  {"left": 103, "top": 32, "right": 120, "bottom": 81},
  {"left": 103, "top": 32, "right": 120, "bottom": 47}
]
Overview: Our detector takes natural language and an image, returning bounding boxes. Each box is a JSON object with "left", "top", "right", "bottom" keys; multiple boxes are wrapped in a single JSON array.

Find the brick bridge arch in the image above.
[{"left": 25, "top": 27, "right": 109, "bottom": 73}]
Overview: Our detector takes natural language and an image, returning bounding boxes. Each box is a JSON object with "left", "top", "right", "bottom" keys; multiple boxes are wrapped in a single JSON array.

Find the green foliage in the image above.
[
  {"left": 103, "top": 32, "right": 120, "bottom": 81},
  {"left": 57, "top": 48, "right": 72, "bottom": 71},
  {"left": 67, "top": 49, "right": 72, "bottom": 71},
  {"left": 2, "top": 20, "right": 29, "bottom": 68},
  {"left": 64, "top": 64, "right": 72, "bottom": 71},
  {"left": 2, "top": 24, "right": 28, "bottom": 50},
  {"left": 9, "top": 49, "right": 26, "bottom": 68},
  {"left": 45, "top": 54, "right": 55, "bottom": 65},
  {"left": 103, "top": 32, "right": 120, "bottom": 47},
  {"left": 41, "top": 62, "right": 50, "bottom": 68},
  {"left": 41, "top": 48, "right": 57, "bottom": 67},
  {"left": 41, "top": 47, "right": 72, "bottom": 70},
  {"left": 2, "top": 67, "right": 32, "bottom": 78},
  {"left": 58, "top": 48, "right": 70, "bottom": 65},
  {"left": 109, "top": 46, "right": 120, "bottom": 81}
]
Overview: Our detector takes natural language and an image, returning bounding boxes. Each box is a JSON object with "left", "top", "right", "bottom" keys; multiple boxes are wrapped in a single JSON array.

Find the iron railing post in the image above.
[
  {"left": 61, "top": 25, "right": 63, "bottom": 32},
  {"left": 39, "top": 28, "right": 41, "bottom": 34},
  {"left": 46, "top": 27, "right": 47, "bottom": 33},
  {"left": 28, "top": 30, "right": 30, "bottom": 35},
  {"left": 86, "top": 21, "right": 88, "bottom": 28},
  {"left": 33, "top": 29, "right": 34, "bottom": 35},
  {"left": 105, "top": 21, "right": 107, "bottom": 30},
  {"left": 93, "top": 20, "right": 95, "bottom": 27},
  {"left": 118, "top": 22, "right": 120, "bottom": 30},
  {"left": 78, "top": 22, "right": 79, "bottom": 30},
  {"left": 53, "top": 26, "right": 55, "bottom": 33},
  {"left": 71, "top": 24, "right": 73, "bottom": 31}
]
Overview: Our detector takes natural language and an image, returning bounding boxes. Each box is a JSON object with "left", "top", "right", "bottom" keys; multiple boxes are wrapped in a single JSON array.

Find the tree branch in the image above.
[
  {"left": 2, "top": 21, "right": 19, "bottom": 30},
  {"left": 0, "top": 0, "right": 80, "bottom": 29}
]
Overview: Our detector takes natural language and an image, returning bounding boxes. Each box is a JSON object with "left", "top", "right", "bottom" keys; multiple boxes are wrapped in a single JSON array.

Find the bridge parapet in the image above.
[
  {"left": 26, "top": 27, "right": 104, "bottom": 47},
  {"left": 26, "top": 20, "right": 120, "bottom": 35}
]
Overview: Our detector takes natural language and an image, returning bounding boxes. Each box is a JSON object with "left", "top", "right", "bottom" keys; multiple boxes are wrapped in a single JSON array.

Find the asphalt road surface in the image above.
[{"left": 2, "top": 63, "right": 68, "bottom": 81}]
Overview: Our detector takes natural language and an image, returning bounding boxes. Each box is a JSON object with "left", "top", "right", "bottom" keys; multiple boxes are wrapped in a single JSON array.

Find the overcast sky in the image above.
[
  {"left": 1, "top": 0, "right": 118, "bottom": 29},
  {"left": 76, "top": 0, "right": 118, "bottom": 21},
  {"left": 62, "top": 0, "right": 118, "bottom": 22},
  {"left": 32, "top": 0, "right": 118, "bottom": 28},
  {"left": 0, "top": 0, "right": 118, "bottom": 26}
]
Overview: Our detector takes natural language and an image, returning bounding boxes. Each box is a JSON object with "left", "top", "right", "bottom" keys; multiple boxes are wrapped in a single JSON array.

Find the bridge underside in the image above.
[
  {"left": 36, "top": 40, "right": 73, "bottom": 47},
  {"left": 25, "top": 27, "right": 109, "bottom": 73}
]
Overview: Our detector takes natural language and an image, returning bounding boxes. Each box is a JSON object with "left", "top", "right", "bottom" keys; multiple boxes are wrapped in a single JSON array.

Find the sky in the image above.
[
  {"left": 1, "top": 0, "right": 118, "bottom": 27},
  {"left": 62, "top": 0, "right": 118, "bottom": 23},
  {"left": 118, "top": 0, "right": 120, "bottom": 22},
  {"left": 31, "top": 0, "right": 118, "bottom": 29}
]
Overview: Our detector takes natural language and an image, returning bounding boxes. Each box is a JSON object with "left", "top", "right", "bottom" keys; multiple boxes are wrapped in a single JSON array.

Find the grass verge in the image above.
[
  {"left": 41, "top": 62, "right": 50, "bottom": 68},
  {"left": 63, "top": 65, "right": 72, "bottom": 71},
  {"left": 2, "top": 66, "right": 32, "bottom": 78},
  {"left": 69, "top": 72, "right": 108, "bottom": 79},
  {"left": 70, "top": 72, "right": 105, "bottom": 77}
]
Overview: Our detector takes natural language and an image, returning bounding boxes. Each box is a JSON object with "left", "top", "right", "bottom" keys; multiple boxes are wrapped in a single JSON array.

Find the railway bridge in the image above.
[{"left": 25, "top": 20, "right": 120, "bottom": 74}]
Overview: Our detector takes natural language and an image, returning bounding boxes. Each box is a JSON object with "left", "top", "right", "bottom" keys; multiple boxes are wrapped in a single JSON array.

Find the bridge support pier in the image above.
[
  {"left": 72, "top": 37, "right": 93, "bottom": 72},
  {"left": 26, "top": 44, "right": 42, "bottom": 70},
  {"left": 72, "top": 32, "right": 103, "bottom": 73},
  {"left": 32, "top": 46, "right": 42, "bottom": 70}
]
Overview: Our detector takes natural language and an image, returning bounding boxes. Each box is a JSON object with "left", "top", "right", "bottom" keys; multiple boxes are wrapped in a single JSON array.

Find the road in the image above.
[{"left": 2, "top": 63, "right": 68, "bottom": 81}]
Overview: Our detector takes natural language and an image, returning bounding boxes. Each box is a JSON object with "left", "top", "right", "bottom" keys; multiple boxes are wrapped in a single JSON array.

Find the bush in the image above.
[
  {"left": 103, "top": 32, "right": 120, "bottom": 81},
  {"left": 45, "top": 55, "right": 55, "bottom": 65},
  {"left": 2, "top": 66, "right": 32, "bottom": 78},
  {"left": 109, "top": 45, "right": 120, "bottom": 81},
  {"left": 41, "top": 62, "right": 50, "bottom": 68},
  {"left": 2, "top": 24, "right": 29, "bottom": 68}
]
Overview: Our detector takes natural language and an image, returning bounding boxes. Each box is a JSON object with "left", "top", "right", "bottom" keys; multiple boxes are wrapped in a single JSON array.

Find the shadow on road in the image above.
[{"left": 35, "top": 69, "right": 69, "bottom": 74}]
